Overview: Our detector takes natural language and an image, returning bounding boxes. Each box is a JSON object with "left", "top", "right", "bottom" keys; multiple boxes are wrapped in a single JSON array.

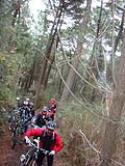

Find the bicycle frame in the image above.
[{"left": 20, "top": 138, "right": 49, "bottom": 166}]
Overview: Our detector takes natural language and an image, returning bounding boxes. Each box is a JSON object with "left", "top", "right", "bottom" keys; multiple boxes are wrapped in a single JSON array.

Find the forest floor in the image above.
[{"left": 0, "top": 126, "right": 64, "bottom": 166}]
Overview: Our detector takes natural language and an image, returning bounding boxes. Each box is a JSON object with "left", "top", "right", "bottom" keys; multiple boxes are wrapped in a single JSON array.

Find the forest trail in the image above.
[
  {"left": 0, "top": 127, "right": 64, "bottom": 166},
  {"left": 0, "top": 127, "right": 25, "bottom": 166}
]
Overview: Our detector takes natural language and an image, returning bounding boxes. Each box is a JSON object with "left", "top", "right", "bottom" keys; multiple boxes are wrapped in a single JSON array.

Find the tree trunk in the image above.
[
  {"left": 100, "top": 28, "right": 125, "bottom": 166},
  {"left": 43, "top": 34, "right": 59, "bottom": 89},
  {"left": 43, "top": 54, "right": 55, "bottom": 89},
  {"left": 35, "top": 2, "right": 63, "bottom": 107},
  {"left": 40, "top": 3, "right": 63, "bottom": 86},
  {"left": 60, "top": 43, "right": 82, "bottom": 103},
  {"left": 60, "top": 0, "right": 92, "bottom": 103},
  {"left": 12, "top": 1, "right": 20, "bottom": 26}
]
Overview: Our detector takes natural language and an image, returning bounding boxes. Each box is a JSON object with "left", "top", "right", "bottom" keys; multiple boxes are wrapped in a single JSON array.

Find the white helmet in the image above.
[
  {"left": 16, "top": 97, "right": 20, "bottom": 101},
  {"left": 23, "top": 101, "right": 28, "bottom": 105}
]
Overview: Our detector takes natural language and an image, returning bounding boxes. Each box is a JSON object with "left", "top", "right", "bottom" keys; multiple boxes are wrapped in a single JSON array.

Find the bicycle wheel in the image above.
[
  {"left": 27, "top": 154, "right": 47, "bottom": 166},
  {"left": 20, "top": 154, "right": 33, "bottom": 166}
]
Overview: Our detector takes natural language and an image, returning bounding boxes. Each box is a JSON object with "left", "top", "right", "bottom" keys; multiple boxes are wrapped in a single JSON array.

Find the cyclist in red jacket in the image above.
[
  {"left": 24, "top": 121, "right": 63, "bottom": 166},
  {"left": 48, "top": 98, "right": 57, "bottom": 120}
]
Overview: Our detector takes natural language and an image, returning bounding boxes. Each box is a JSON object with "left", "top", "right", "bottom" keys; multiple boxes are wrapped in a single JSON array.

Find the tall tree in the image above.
[
  {"left": 100, "top": 25, "right": 125, "bottom": 166},
  {"left": 35, "top": 0, "right": 64, "bottom": 106},
  {"left": 60, "top": 0, "right": 92, "bottom": 103}
]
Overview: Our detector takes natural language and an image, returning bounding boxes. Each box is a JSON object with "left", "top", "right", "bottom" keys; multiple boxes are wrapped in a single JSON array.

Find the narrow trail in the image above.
[
  {"left": 0, "top": 127, "right": 64, "bottom": 166},
  {"left": 0, "top": 127, "right": 25, "bottom": 166}
]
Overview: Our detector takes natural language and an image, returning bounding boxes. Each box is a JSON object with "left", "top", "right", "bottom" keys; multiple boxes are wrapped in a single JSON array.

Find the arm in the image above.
[
  {"left": 25, "top": 128, "right": 43, "bottom": 137},
  {"left": 53, "top": 134, "right": 63, "bottom": 153}
]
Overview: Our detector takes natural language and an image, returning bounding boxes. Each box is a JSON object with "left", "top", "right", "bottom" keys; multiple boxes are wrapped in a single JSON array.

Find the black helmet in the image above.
[
  {"left": 42, "top": 106, "right": 49, "bottom": 112},
  {"left": 47, "top": 121, "right": 56, "bottom": 131}
]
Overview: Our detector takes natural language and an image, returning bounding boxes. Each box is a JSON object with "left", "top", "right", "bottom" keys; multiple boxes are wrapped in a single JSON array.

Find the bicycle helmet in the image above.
[
  {"left": 29, "top": 102, "right": 34, "bottom": 109},
  {"left": 23, "top": 101, "right": 28, "bottom": 105},
  {"left": 42, "top": 106, "right": 49, "bottom": 112},
  {"left": 16, "top": 97, "right": 20, "bottom": 101},
  {"left": 49, "top": 98, "right": 57, "bottom": 106},
  {"left": 46, "top": 121, "right": 56, "bottom": 131},
  {"left": 29, "top": 101, "right": 33, "bottom": 105}
]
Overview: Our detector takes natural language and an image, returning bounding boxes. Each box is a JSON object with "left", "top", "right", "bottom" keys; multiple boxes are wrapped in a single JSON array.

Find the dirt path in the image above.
[
  {"left": 0, "top": 127, "right": 25, "bottom": 166},
  {"left": 0, "top": 127, "right": 64, "bottom": 166}
]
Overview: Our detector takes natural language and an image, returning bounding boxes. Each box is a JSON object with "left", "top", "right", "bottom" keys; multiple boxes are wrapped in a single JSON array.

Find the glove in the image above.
[
  {"left": 43, "top": 150, "right": 49, "bottom": 155},
  {"left": 49, "top": 150, "right": 55, "bottom": 156},
  {"left": 24, "top": 136, "right": 31, "bottom": 144}
]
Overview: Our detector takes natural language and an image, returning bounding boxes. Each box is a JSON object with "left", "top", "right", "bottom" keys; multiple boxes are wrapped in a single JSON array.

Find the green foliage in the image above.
[
  {"left": 35, "top": 86, "right": 58, "bottom": 109},
  {"left": 0, "top": 85, "right": 9, "bottom": 106},
  {"left": 35, "top": 93, "right": 48, "bottom": 109},
  {"left": 0, "top": 52, "right": 24, "bottom": 106},
  {"left": 57, "top": 100, "right": 101, "bottom": 165},
  {"left": 44, "top": 87, "right": 57, "bottom": 101}
]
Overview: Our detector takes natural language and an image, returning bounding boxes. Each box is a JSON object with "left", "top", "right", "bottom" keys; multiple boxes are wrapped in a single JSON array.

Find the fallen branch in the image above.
[
  {"left": 79, "top": 129, "right": 124, "bottom": 166},
  {"left": 79, "top": 129, "right": 100, "bottom": 155}
]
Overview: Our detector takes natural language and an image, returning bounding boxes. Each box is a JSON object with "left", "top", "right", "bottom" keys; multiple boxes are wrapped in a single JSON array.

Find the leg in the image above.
[
  {"left": 36, "top": 151, "right": 45, "bottom": 166},
  {"left": 47, "top": 155, "right": 54, "bottom": 166}
]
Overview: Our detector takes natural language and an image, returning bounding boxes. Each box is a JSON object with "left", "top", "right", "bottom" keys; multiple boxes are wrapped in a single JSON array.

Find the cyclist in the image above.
[
  {"left": 31, "top": 106, "right": 49, "bottom": 128},
  {"left": 25, "top": 121, "right": 63, "bottom": 166},
  {"left": 19, "top": 100, "right": 33, "bottom": 132},
  {"left": 48, "top": 98, "right": 57, "bottom": 120}
]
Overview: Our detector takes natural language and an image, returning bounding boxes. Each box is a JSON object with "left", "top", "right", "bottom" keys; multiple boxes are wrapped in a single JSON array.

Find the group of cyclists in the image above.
[{"left": 9, "top": 97, "right": 63, "bottom": 166}]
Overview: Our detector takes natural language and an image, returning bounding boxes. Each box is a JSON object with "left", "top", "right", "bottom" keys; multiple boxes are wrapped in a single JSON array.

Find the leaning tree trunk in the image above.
[
  {"left": 12, "top": 1, "right": 20, "bottom": 27},
  {"left": 60, "top": 0, "right": 92, "bottom": 103},
  {"left": 35, "top": 1, "right": 63, "bottom": 107},
  {"left": 43, "top": 30, "right": 60, "bottom": 89},
  {"left": 60, "top": 44, "right": 82, "bottom": 103},
  {"left": 100, "top": 28, "right": 125, "bottom": 166}
]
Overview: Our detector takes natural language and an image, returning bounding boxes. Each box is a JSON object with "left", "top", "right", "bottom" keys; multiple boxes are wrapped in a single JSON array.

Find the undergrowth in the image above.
[{"left": 57, "top": 100, "right": 102, "bottom": 166}]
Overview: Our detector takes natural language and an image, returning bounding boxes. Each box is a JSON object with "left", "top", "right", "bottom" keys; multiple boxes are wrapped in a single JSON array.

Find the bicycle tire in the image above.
[
  {"left": 11, "top": 122, "right": 23, "bottom": 149},
  {"left": 20, "top": 156, "right": 33, "bottom": 166}
]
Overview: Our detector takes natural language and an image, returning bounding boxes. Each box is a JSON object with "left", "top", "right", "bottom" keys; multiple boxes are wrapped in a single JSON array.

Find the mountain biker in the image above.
[
  {"left": 31, "top": 106, "right": 50, "bottom": 128},
  {"left": 48, "top": 98, "right": 57, "bottom": 120},
  {"left": 19, "top": 100, "right": 30, "bottom": 117},
  {"left": 20, "top": 98, "right": 34, "bottom": 117},
  {"left": 24, "top": 121, "right": 63, "bottom": 166},
  {"left": 19, "top": 97, "right": 30, "bottom": 108},
  {"left": 19, "top": 100, "right": 33, "bottom": 132}
]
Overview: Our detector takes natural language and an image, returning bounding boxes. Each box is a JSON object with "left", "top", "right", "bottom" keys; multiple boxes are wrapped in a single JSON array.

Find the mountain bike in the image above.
[
  {"left": 9, "top": 109, "right": 22, "bottom": 149},
  {"left": 10, "top": 109, "right": 31, "bottom": 149},
  {"left": 8, "top": 109, "right": 20, "bottom": 131},
  {"left": 20, "top": 138, "right": 49, "bottom": 166},
  {"left": 11, "top": 119, "right": 24, "bottom": 149}
]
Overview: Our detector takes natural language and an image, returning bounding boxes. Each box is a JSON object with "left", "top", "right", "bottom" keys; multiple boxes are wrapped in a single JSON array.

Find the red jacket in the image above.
[
  {"left": 49, "top": 105, "right": 56, "bottom": 114},
  {"left": 25, "top": 128, "right": 63, "bottom": 153}
]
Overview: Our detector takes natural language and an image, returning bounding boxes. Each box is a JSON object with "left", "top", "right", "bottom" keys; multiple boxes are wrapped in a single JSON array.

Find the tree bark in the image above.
[
  {"left": 100, "top": 28, "right": 125, "bottom": 166},
  {"left": 60, "top": 0, "right": 92, "bottom": 103},
  {"left": 12, "top": 1, "right": 20, "bottom": 26},
  {"left": 43, "top": 33, "right": 60, "bottom": 89},
  {"left": 35, "top": 2, "right": 63, "bottom": 107}
]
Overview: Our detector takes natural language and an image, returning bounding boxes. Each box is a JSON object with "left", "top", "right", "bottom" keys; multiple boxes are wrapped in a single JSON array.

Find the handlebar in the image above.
[{"left": 25, "top": 137, "right": 49, "bottom": 155}]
